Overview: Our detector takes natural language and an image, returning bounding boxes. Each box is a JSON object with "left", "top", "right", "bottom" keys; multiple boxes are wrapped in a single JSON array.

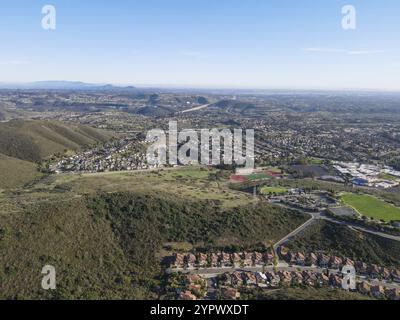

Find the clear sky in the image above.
[{"left": 0, "top": 0, "right": 399, "bottom": 90}]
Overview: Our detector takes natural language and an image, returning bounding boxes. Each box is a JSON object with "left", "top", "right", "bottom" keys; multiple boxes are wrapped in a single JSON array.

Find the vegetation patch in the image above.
[{"left": 341, "top": 193, "right": 400, "bottom": 222}]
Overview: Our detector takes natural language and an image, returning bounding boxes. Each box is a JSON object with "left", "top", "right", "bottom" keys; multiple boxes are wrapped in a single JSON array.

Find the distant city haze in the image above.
[{"left": 0, "top": 0, "right": 399, "bottom": 91}]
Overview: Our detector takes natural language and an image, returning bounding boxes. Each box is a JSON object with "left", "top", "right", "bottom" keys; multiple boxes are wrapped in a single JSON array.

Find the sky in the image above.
[{"left": 0, "top": 0, "right": 399, "bottom": 90}]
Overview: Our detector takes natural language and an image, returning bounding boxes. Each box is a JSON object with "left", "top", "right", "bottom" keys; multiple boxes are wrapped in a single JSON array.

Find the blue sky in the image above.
[{"left": 0, "top": 0, "right": 399, "bottom": 90}]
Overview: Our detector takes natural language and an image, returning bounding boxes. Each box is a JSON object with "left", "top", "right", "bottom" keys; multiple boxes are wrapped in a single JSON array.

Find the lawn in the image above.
[
  {"left": 341, "top": 193, "right": 400, "bottom": 222},
  {"left": 261, "top": 186, "right": 288, "bottom": 195}
]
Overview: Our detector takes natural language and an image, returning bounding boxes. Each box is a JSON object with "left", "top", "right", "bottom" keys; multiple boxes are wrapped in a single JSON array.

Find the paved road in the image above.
[
  {"left": 271, "top": 202, "right": 400, "bottom": 244},
  {"left": 181, "top": 104, "right": 210, "bottom": 113}
]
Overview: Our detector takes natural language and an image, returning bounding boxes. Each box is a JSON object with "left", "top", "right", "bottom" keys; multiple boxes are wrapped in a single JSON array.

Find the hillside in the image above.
[
  {"left": 0, "top": 120, "right": 113, "bottom": 163},
  {"left": 0, "top": 190, "right": 307, "bottom": 299},
  {"left": 0, "top": 154, "right": 42, "bottom": 189},
  {"left": 286, "top": 220, "right": 400, "bottom": 267}
]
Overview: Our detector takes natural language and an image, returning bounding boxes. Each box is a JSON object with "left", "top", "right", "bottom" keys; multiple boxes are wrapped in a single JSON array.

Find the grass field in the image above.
[
  {"left": 260, "top": 186, "right": 288, "bottom": 195},
  {"left": 341, "top": 192, "right": 400, "bottom": 222}
]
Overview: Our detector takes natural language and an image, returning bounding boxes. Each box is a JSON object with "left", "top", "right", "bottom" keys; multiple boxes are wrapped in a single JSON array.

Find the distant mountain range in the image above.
[{"left": 0, "top": 81, "right": 136, "bottom": 91}]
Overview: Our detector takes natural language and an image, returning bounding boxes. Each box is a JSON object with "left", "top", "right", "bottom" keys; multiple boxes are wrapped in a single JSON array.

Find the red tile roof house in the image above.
[
  {"left": 307, "top": 253, "right": 318, "bottom": 266},
  {"left": 291, "top": 271, "right": 304, "bottom": 286},
  {"left": 295, "top": 252, "right": 306, "bottom": 266},
  {"left": 329, "top": 274, "right": 342, "bottom": 288},
  {"left": 277, "top": 271, "right": 292, "bottom": 286},
  {"left": 252, "top": 252, "right": 264, "bottom": 266},
  {"left": 180, "top": 290, "right": 197, "bottom": 300},
  {"left": 357, "top": 281, "right": 371, "bottom": 295},
  {"left": 220, "top": 273, "right": 233, "bottom": 286},
  {"left": 385, "top": 288, "right": 400, "bottom": 301},
  {"left": 317, "top": 253, "right": 330, "bottom": 268},
  {"left": 344, "top": 258, "right": 355, "bottom": 267},
  {"left": 186, "top": 274, "right": 202, "bottom": 285},
  {"left": 368, "top": 264, "right": 381, "bottom": 279},
  {"left": 317, "top": 273, "right": 330, "bottom": 287},
  {"left": 241, "top": 252, "right": 253, "bottom": 266},
  {"left": 171, "top": 253, "right": 185, "bottom": 268},
  {"left": 371, "top": 285, "right": 385, "bottom": 299},
  {"left": 391, "top": 269, "right": 400, "bottom": 283},
  {"left": 231, "top": 253, "right": 242, "bottom": 267},
  {"left": 263, "top": 252, "right": 274, "bottom": 265},
  {"left": 380, "top": 267, "right": 391, "bottom": 280},
  {"left": 329, "top": 256, "right": 343, "bottom": 270},
  {"left": 231, "top": 272, "right": 244, "bottom": 286},
  {"left": 197, "top": 253, "right": 208, "bottom": 268},
  {"left": 265, "top": 271, "right": 281, "bottom": 288},
  {"left": 219, "top": 252, "right": 232, "bottom": 267},
  {"left": 221, "top": 287, "right": 240, "bottom": 300},
  {"left": 185, "top": 253, "right": 197, "bottom": 269},
  {"left": 244, "top": 272, "right": 257, "bottom": 286},
  {"left": 210, "top": 253, "right": 219, "bottom": 267},
  {"left": 355, "top": 261, "right": 369, "bottom": 274},
  {"left": 302, "top": 271, "right": 318, "bottom": 286}
]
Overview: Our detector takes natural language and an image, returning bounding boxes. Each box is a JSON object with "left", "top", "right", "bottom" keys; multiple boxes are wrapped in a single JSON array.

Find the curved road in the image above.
[{"left": 271, "top": 203, "right": 400, "bottom": 249}]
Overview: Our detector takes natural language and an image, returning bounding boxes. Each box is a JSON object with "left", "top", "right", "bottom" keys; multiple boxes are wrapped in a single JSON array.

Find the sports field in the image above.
[
  {"left": 261, "top": 186, "right": 288, "bottom": 195},
  {"left": 341, "top": 193, "right": 400, "bottom": 222}
]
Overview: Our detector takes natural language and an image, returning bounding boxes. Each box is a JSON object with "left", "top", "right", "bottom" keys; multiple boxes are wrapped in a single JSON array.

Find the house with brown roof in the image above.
[
  {"left": 277, "top": 271, "right": 292, "bottom": 286},
  {"left": 220, "top": 273, "right": 232, "bottom": 286},
  {"left": 252, "top": 252, "right": 263, "bottom": 266},
  {"left": 318, "top": 253, "right": 330, "bottom": 268},
  {"left": 369, "top": 264, "right": 381, "bottom": 279},
  {"left": 198, "top": 253, "right": 208, "bottom": 267},
  {"left": 302, "top": 270, "right": 317, "bottom": 286},
  {"left": 263, "top": 252, "right": 274, "bottom": 265},
  {"left": 357, "top": 281, "right": 371, "bottom": 295},
  {"left": 380, "top": 267, "right": 391, "bottom": 280},
  {"left": 391, "top": 269, "right": 400, "bottom": 283},
  {"left": 344, "top": 258, "right": 355, "bottom": 267},
  {"left": 241, "top": 252, "right": 253, "bottom": 266},
  {"left": 179, "top": 290, "right": 197, "bottom": 300},
  {"left": 210, "top": 253, "right": 219, "bottom": 267},
  {"left": 244, "top": 272, "right": 257, "bottom": 286},
  {"left": 329, "top": 274, "right": 342, "bottom": 288},
  {"left": 265, "top": 271, "right": 280, "bottom": 288},
  {"left": 295, "top": 252, "right": 306, "bottom": 266},
  {"left": 231, "top": 253, "right": 241, "bottom": 267},
  {"left": 371, "top": 285, "right": 385, "bottom": 299},
  {"left": 171, "top": 253, "right": 185, "bottom": 268},
  {"left": 307, "top": 252, "right": 318, "bottom": 266},
  {"left": 221, "top": 287, "right": 240, "bottom": 300},
  {"left": 329, "top": 256, "right": 343, "bottom": 270},
  {"left": 219, "top": 252, "right": 232, "bottom": 267},
  {"left": 385, "top": 288, "right": 400, "bottom": 300},
  {"left": 291, "top": 271, "right": 303, "bottom": 285},
  {"left": 185, "top": 253, "right": 197, "bottom": 268},
  {"left": 317, "top": 273, "right": 330, "bottom": 286},
  {"left": 355, "top": 261, "right": 368, "bottom": 274},
  {"left": 231, "top": 271, "right": 244, "bottom": 286},
  {"left": 186, "top": 274, "right": 202, "bottom": 285}
]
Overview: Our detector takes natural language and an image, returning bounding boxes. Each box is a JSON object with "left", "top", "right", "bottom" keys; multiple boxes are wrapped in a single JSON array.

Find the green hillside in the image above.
[
  {"left": 0, "top": 154, "right": 42, "bottom": 189},
  {"left": 0, "top": 120, "right": 113, "bottom": 163},
  {"left": 0, "top": 190, "right": 307, "bottom": 299},
  {"left": 287, "top": 220, "right": 400, "bottom": 267}
]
